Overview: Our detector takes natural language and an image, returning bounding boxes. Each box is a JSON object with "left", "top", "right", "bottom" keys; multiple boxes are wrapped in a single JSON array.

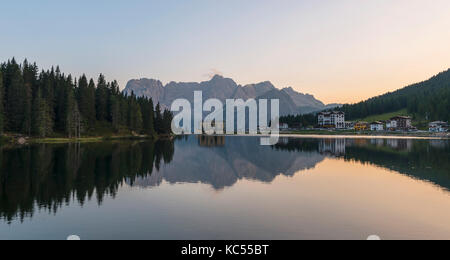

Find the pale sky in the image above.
[{"left": 1, "top": 0, "right": 449, "bottom": 104}]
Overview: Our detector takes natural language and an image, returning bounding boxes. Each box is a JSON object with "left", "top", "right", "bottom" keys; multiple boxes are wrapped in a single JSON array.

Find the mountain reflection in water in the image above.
[{"left": 0, "top": 135, "right": 449, "bottom": 223}]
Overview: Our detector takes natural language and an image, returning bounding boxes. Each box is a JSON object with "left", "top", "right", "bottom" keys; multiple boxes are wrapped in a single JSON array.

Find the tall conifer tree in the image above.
[
  {"left": 5, "top": 60, "right": 26, "bottom": 132},
  {"left": 0, "top": 70, "right": 4, "bottom": 134},
  {"left": 78, "top": 76, "right": 96, "bottom": 129},
  {"left": 154, "top": 103, "right": 163, "bottom": 134},
  {"left": 95, "top": 74, "right": 108, "bottom": 121}
]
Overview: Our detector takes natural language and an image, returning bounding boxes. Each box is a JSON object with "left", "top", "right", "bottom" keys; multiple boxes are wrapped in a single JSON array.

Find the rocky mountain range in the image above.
[{"left": 124, "top": 75, "right": 339, "bottom": 115}]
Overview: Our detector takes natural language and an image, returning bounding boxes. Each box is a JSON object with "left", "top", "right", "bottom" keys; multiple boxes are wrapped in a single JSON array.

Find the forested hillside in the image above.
[
  {"left": 341, "top": 69, "right": 450, "bottom": 121},
  {"left": 0, "top": 58, "right": 173, "bottom": 138}
]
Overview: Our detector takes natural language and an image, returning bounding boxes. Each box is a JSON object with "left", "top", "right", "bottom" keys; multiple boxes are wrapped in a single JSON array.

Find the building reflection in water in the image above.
[
  {"left": 318, "top": 138, "right": 346, "bottom": 156},
  {"left": 198, "top": 135, "right": 226, "bottom": 147}
]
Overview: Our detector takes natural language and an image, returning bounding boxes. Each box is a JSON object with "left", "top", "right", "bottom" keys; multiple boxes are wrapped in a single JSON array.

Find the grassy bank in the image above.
[
  {"left": 12, "top": 135, "right": 158, "bottom": 144},
  {"left": 29, "top": 137, "right": 104, "bottom": 144},
  {"left": 356, "top": 109, "right": 410, "bottom": 123}
]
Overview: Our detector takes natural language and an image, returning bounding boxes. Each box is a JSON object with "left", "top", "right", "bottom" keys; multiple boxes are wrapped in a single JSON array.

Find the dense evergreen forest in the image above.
[
  {"left": 0, "top": 58, "right": 173, "bottom": 138},
  {"left": 341, "top": 69, "right": 450, "bottom": 121},
  {"left": 279, "top": 114, "right": 317, "bottom": 128}
]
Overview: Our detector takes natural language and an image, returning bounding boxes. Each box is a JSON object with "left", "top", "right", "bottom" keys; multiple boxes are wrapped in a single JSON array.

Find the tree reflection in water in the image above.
[{"left": 0, "top": 140, "right": 174, "bottom": 223}]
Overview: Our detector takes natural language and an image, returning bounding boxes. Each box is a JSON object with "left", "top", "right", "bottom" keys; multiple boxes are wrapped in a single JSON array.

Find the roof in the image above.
[
  {"left": 318, "top": 111, "right": 345, "bottom": 115},
  {"left": 370, "top": 121, "right": 384, "bottom": 125},
  {"left": 391, "top": 116, "right": 412, "bottom": 120}
]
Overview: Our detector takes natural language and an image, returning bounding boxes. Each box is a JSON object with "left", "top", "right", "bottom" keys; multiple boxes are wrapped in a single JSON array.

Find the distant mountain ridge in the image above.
[{"left": 124, "top": 75, "right": 339, "bottom": 116}]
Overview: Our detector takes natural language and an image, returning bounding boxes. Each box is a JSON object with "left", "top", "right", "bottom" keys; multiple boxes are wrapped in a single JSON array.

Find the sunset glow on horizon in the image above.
[{"left": 1, "top": 0, "right": 449, "bottom": 104}]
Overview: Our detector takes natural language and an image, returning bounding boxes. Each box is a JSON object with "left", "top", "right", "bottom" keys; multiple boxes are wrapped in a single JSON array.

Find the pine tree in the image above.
[
  {"left": 108, "top": 80, "right": 121, "bottom": 131},
  {"left": 31, "top": 89, "right": 53, "bottom": 137},
  {"left": 5, "top": 60, "right": 26, "bottom": 133},
  {"left": 0, "top": 70, "right": 4, "bottom": 134},
  {"left": 162, "top": 109, "right": 173, "bottom": 134},
  {"left": 135, "top": 106, "right": 143, "bottom": 133},
  {"left": 65, "top": 81, "right": 83, "bottom": 138},
  {"left": 120, "top": 97, "right": 129, "bottom": 127},
  {"left": 23, "top": 59, "right": 38, "bottom": 94},
  {"left": 42, "top": 67, "right": 56, "bottom": 122},
  {"left": 141, "top": 98, "right": 155, "bottom": 136},
  {"left": 154, "top": 103, "right": 163, "bottom": 134},
  {"left": 21, "top": 60, "right": 37, "bottom": 135},
  {"left": 55, "top": 73, "right": 69, "bottom": 133},
  {"left": 148, "top": 99, "right": 155, "bottom": 136},
  {"left": 78, "top": 77, "right": 96, "bottom": 129},
  {"left": 31, "top": 90, "right": 44, "bottom": 137},
  {"left": 95, "top": 74, "right": 109, "bottom": 122},
  {"left": 128, "top": 93, "right": 143, "bottom": 133},
  {"left": 22, "top": 84, "right": 32, "bottom": 135},
  {"left": 109, "top": 94, "right": 120, "bottom": 132}
]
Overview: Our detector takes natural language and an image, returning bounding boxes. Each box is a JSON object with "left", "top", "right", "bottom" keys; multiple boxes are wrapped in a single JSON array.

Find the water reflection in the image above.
[
  {"left": 275, "top": 137, "right": 450, "bottom": 190},
  {"left": 0, "top": 140, "right": 174, "bottom": 223},
  {"left": 198, "top": 135, "right": 226, "bottom": 147},
  {"left": 0, "top": 136, "right": 449, "bottom": 224},
  {"left": 135, "top": 136, "right": 324, "bottom": 190}
]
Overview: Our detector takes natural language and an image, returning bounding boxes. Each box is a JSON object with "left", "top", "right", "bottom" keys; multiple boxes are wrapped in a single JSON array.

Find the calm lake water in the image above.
[{"left": 0, "top": 135, "right": 450, "bottom": 240}]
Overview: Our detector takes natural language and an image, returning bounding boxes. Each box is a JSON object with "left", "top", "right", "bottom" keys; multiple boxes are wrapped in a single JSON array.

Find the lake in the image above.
[{"left": 0, "top": 135, "right": 449, "bottom": 240}]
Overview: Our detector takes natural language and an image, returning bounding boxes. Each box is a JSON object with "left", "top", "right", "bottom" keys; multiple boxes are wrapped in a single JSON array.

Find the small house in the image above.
[
  {"left": 429, "top": 121, "right": 448, "bottom": 132},
  {"left": 280, "top": 123, "right": 289, "bottom": 130},
  {"left": 345, "top": 121, "right": 354, "bottom": 129},
  {"left": 386, "top": 120, "right": 397, "bottom": 130},
  {"left": 354, "top": 122, "right": 369, "bottom": 131}
]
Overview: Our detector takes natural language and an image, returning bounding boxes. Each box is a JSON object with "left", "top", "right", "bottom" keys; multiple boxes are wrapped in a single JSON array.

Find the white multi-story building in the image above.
[
  {"left": 390, "top": 116, "right": 412, "bottom": 130},
  {"left": 318, "top": 111, "right": 345, "bottom": 129},
  {"left": 370, "top": 121, "right": 384, "bottom": 131}
]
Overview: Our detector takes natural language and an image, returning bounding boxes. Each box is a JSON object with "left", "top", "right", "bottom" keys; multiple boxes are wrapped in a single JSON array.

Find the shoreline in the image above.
[
  {"left": 2, "top": 130, "right": 448, "bottom": 145},
  {"left": 29, "top": 136, "right": 155, "bottom": 144},
  {"left": 278, "top": 130, "right": 450, "bottom": 139},
  {"left": 205, "top": 131, "right": 450, "bottom": 140},
  {"left": 278, "top": 133, "right": 448, "bottom": 140},
  {"left": 2, "top": 135, "right": 164, "bottom": 145}
]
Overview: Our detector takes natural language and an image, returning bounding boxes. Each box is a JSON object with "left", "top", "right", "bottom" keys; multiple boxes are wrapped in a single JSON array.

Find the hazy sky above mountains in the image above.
[{"left": 1, "top": 0, "right": 450, "bottom": 104}]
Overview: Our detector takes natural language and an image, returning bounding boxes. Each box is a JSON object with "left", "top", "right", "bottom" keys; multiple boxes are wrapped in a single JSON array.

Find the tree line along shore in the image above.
[{"left": 0, "top": 58, "right": 174, "bottom": 144}]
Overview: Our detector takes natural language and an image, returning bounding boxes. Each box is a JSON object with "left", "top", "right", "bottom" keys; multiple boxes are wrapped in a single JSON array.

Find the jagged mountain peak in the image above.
[
  {"left": 127, "top": 78, "right": 163, "bottom": 87},
  {"left": 282, "top": 86, "right": 325, "bottom": 108},
  {"left": 283, "top": 86, "right": 313, "bottom": 98},
  {"left": 205, "top": 74, "right": 237, "bottom": 86},
  {"left": 124, "top": 76, "right": 333, "bottom": 115},
  {"left": 210, "top": 74, "right": 225, "bottom": 81}
]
